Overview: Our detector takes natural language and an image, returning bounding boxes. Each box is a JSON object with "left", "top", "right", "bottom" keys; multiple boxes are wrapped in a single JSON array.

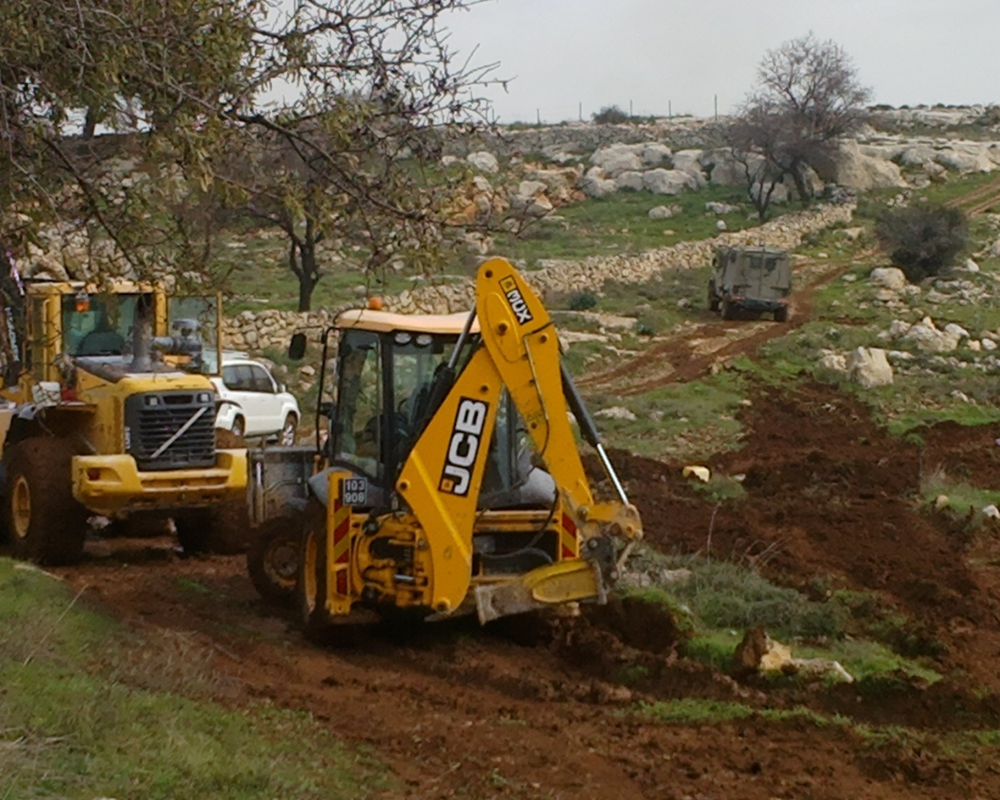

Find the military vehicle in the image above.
[{"left": 707, "top": 245, "right": 792, "bottom": 322}]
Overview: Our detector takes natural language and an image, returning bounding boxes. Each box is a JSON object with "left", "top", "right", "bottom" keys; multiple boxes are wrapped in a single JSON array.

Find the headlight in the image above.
[
  {"left": 145, "top": 396, "right": 160, "bottom": 406},
  {"left": 197, "top": 392, "right": 212, "bottom": 404}
]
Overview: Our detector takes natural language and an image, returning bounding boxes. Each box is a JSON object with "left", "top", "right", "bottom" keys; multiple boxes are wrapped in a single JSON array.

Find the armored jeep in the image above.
[{"left": 707, "top": 245, "right": 792, "bottom": 322}]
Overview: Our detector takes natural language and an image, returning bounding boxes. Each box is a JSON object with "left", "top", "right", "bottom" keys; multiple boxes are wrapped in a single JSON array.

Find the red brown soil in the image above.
[
  {"left": 578, "top": 257, "right": 856, "bottom": 396},
  {"left": 49, "top": 543, "right": 996, "bottom": 800},
  {"left": 25, "top": 384, "right": 1000, "bottom": 798},
  {"left": 612, "top": 381, "right": 1000, "bottom": 690}
]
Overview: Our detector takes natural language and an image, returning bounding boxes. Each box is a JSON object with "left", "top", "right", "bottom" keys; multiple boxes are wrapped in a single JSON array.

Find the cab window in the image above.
[
  {"left": 333, "top": 331, "right": 383, "bottom": 481},
  {"left": 61, "top": 293, "right": 152, "bottom": 356}
]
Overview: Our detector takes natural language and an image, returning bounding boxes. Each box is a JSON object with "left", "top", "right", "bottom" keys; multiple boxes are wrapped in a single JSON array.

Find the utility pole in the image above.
[
  {"left": 629, "top": 99, "right": 633, "bottom": 120},
  {"left": 579, "top": 101, "right": 582, "bottom": 122},
  {"left": 536, "top": 108, "right": 541, "bottom": 126},
  {"left": 714, "top": 94, "right": 718, "bottom": 120},
  {"left": 668, "top": 100, "right": 672, "bottom": 120}
]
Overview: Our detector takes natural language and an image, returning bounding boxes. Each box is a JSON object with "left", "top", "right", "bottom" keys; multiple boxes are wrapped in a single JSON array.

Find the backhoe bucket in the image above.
[{"left": 474, "top": 559, "right": 607, "bottom": 624}]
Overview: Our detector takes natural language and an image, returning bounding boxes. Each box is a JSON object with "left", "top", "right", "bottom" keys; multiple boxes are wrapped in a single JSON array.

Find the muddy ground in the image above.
[{"left": 39, "top": 379, "right": 1000, "bottom": 799}]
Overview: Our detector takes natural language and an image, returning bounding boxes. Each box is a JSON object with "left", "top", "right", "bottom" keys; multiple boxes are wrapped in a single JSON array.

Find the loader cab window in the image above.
[
  {"left": 169, "top": 296, "right": 218, "bottom": 372},
  {"left": 333, "top": 330, "right": 384, "bottom": 481},
  {"left": 391, "top": 333, "right": 455, "bottom": 437},
  {"left": 62, "top": 293, "right": 152, "bottom": 357}
]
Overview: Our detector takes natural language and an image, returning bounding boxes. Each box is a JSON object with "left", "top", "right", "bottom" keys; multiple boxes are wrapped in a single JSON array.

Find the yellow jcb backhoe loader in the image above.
[
  {"left": 249, "top": 257, "right": 642, "bottom": 634},
  {"left": 0, "top": 253, "right": 248, "bottom": 565}
]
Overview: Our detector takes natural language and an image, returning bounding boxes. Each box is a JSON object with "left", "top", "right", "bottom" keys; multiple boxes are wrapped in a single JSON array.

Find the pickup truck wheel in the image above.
[
  {"left": 4, "top": 438, "right": 87, "bottom": 565},
  {"left": 774, "top": 306, "right": 789, "bottom": 323},
  {"left": 721, "top": 299, "right": 736, "bottom": 321},
  {"left": 248, "top": 514, "right": 302, "bottom": 604},
  {"left": 280, "top": 413, "right": 297, "bottom": 446}
]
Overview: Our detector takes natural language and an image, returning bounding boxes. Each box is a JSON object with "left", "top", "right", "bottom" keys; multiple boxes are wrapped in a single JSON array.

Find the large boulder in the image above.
[
  {"left": 615, "top": 171, "right": 645, "bottom": 192},
  {"left": 902, "top": 317, "right": 962, "bottom": 353},
  {"left": 869, "top": 267, "right": 907, "bottom": 291},
  {"left": 897, "top": 145, "right": 937, "bottom": 168},
  {"left": 848, "top": 347, "right": 894, "bottom": 388},
  {"left": 591, "top": 144, "right": 644, "bottom": 177},
  {"left": 640, "top": 143, "right": 673, "bottom": 167},
  {"left": 579, "top": 166, "right": 618, "bottom": 198},
  {"left": 825, "top": 140, "right": 907, "bottom": 191},
  {"left": 466, "top": 151, "right": 499, "bottom": 174},
  {"left": 642, "top": 168, "right": 698, "bottom": 195},
  {"left": 672, "top": 149, "right": 707, "bottom": 187},
  {"left": 935, "top": 148, "right": 995, "bottom": 174}
]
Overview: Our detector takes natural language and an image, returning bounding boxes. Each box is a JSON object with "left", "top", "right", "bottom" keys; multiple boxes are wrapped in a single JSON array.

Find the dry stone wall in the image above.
[{"left": 224, "top": 203, "right": 854, "bottom": 353}]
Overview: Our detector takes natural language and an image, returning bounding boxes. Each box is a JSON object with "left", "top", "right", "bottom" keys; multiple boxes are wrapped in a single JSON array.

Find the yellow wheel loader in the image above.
[
  {"left": 250, "top": 257, "right": 642, "bottom": 633},
  {"left": 0, "top": 254, "right": 247, "bottom": 565}
]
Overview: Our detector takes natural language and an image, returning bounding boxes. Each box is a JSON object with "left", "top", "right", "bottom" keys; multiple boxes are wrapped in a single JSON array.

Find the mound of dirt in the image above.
[{"left": 612, "top": 382, "right": 991, "bottom": 632}]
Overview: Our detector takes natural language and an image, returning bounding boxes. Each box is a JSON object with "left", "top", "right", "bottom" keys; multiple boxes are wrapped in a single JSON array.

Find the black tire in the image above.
[
  {"left": 175, "top": 497, "right": 251, "bottom": 556},
  {"left": 248, "top": 514, "right": 303, "bottom": 604},
  {"left": 4, "top": 438, "right": 88, "bottom": 565},
  {"left": 774, "top": 305, "right": 789, "bottom": 323},
  {"left": 721, "top": 298, "right": 736, "bottom": 321},
  {"left": 298, "top": 517, "right": 334, "bottom": 642},
  {"left": 707, "top": 282, "right": 720, "bottom": 312}
]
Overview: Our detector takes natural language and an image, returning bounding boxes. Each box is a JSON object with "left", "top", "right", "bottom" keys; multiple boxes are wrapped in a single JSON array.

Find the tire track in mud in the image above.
[{"left": 577, "top": 257, "right": 856, "bottom": 397}]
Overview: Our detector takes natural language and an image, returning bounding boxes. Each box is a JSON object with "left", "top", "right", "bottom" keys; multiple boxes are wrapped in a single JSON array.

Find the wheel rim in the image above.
[
  {"left": 11, "top": 475, "right": 31, "bottom": 540},
  {"left": 266, "top": 538, "right": 299, "bottom": 589},
  {"left": 280, "top": 418, "right": 296, "bottom": 446},
  {"left": 302, "top": 529, "right": 319, "bottom": 615}
]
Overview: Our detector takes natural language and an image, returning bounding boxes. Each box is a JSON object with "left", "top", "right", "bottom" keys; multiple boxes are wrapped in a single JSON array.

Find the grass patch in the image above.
[
  {"left": 637, "top": 698, "right": 836, "bottom": 727},
  {"left": 586, "top": 372, "right": 747, "bottom": 460},
  {"left": 495, "top": 186, "right": 760, "bottom": 268},
  {"left": 669, "top": 559, "right": 847, "bottom": 639},
  {"left": 0, "top": 559, "right": 389, "bottom": 800}
]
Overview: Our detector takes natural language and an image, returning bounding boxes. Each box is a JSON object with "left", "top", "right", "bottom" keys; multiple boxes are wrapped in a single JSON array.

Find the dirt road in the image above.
[{"left": 578, "top": 257, "right": 858, "bottom": 396}]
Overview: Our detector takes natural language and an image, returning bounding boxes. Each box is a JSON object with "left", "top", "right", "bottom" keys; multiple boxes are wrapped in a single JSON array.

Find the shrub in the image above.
[
  {"left": 592, "top": 105, "right": 629, "bottom": 125},
  {"left": 874, "top": 205, "right": 968, "bottom": 282},
  {"left": 568, "top": 292, "right": 597, "bottom": 311}
]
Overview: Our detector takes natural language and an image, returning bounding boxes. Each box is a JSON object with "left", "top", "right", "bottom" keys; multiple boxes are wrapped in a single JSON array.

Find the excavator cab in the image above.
[{"left": 318, "top": 314, "right": 551, "bottom": 516}]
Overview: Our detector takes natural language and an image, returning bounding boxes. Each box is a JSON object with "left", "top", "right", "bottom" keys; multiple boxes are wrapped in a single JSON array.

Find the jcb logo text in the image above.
[
  {"left": 499, "top": 276, "right": 533, "bottom": 325},
  {"left": 439, "top": 398, "right": 489, "bottom": 497}
]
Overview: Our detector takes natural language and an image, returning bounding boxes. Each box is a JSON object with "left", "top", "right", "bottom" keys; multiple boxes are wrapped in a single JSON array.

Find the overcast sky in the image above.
[{"left": 442, "top": 0, "right": 1000, "bottom": 123}]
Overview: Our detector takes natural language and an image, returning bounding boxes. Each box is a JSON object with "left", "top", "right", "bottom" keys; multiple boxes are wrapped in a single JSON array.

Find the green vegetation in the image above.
[
  {"left": 875, "top": 205, "right": 969, "bottom": 282},
  {"left": 587, "top": 372, "right": 746, "bottom": 460},
  {"left": 494, "top": 186, "right": 757, "bottom": 268},
  {"left": 0, "top": 559, "right": 388, "bottom": 800}
]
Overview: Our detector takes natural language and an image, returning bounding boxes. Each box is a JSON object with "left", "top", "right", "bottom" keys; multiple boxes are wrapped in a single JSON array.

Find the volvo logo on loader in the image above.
[
  {"left": 439, "top": 398, "right": 489, "bottom": 497},
  {"left": 499, "top": 276, "right": 533, "bottom": 325}
]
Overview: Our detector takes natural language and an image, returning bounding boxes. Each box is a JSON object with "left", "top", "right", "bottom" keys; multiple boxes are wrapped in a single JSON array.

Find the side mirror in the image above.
[
  {"left": 279, "top": 383, "right": 287, "bottom": 393},
  {"left": 287, "top": 332, "right": 307, "bottom": 361}
]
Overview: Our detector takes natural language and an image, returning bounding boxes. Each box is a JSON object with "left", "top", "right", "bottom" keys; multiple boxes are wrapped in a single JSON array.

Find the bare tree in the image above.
[{"left": 728, "top": 32, "right": 872, "bottom": 219}]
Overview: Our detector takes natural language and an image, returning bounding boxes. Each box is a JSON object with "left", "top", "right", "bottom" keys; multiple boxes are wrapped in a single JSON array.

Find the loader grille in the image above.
[{"left": 125, "top": 391, "right": 217, "bottom": 471}]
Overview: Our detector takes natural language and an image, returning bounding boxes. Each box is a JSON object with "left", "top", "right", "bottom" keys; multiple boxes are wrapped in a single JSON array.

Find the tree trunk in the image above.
[
  {"left": 83, "top": 108, "right": 98, "bottom": 140},
  {"left": 789, "top": 160, "right": 811, "bottom": 206},
  {"left": 296, "top": 238, "right": 320, "bottom": 312}
]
